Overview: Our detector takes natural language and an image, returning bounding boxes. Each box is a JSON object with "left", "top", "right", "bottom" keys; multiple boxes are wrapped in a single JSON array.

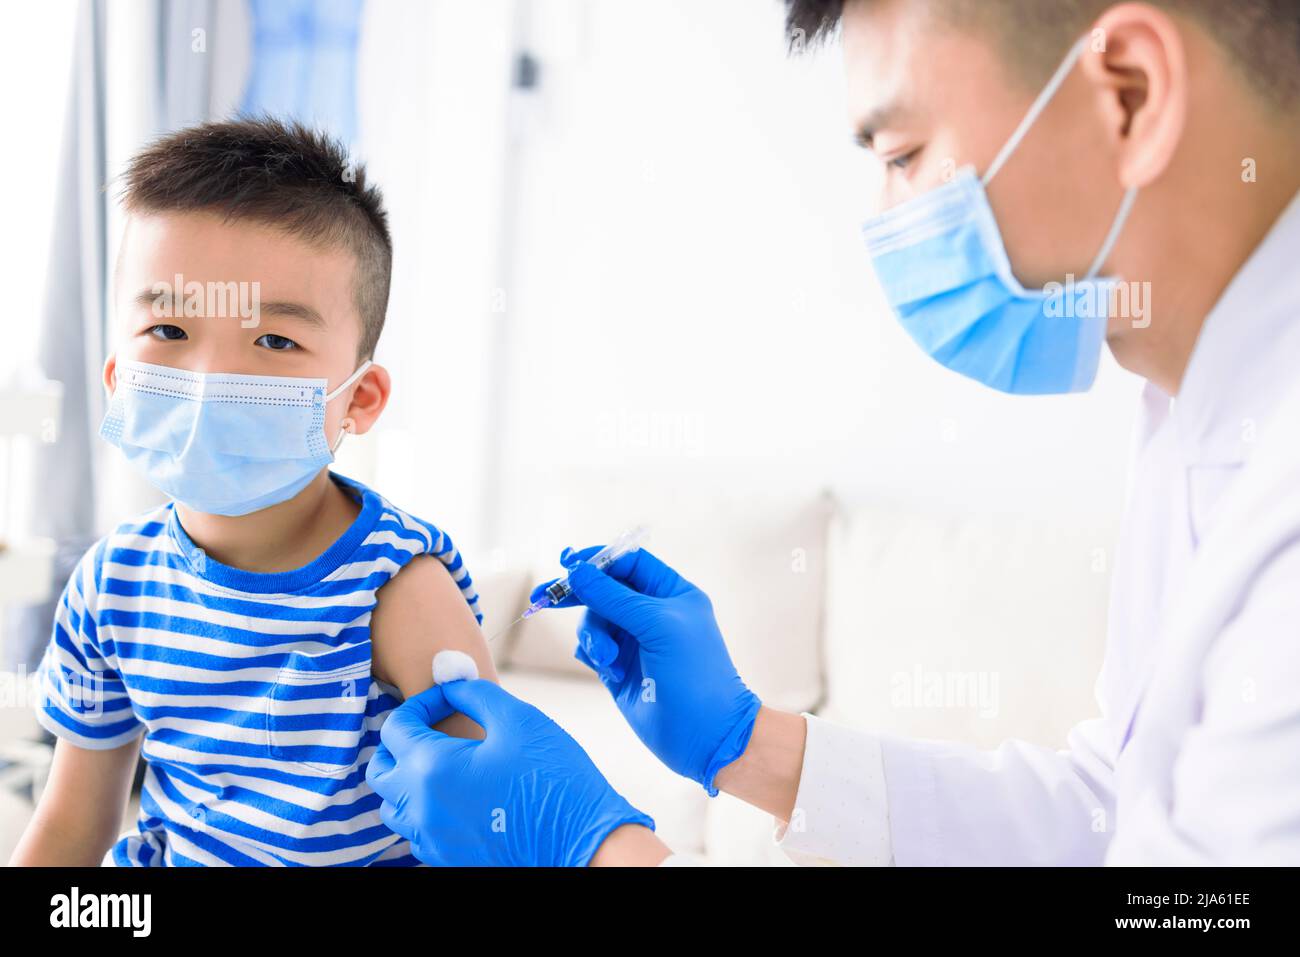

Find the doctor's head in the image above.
[{"left": 786, "top": 0, "right": 1300, "bottom": 392}]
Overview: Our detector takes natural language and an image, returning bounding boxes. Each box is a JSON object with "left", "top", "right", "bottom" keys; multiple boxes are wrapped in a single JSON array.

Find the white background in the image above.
[
  {"left": 2, "top": 0, "right": 1145, "bottom": 558},
  {"left": 358, "top": 0, "right": 1144, "bottom": 564}
]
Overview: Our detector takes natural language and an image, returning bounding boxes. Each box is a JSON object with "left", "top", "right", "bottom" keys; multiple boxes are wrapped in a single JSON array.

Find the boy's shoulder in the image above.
[
  {"left": 58, "top": 502, "right": 177, "bottom": 608},
  {"left": 336, "top": 473, "right": 458, "bottom": 561},
  {"left": 357, "top": 481, "right": 493, "bottom": 696},
  {"left": 337, "top": 474, "right": 483, "bottom": 626}
]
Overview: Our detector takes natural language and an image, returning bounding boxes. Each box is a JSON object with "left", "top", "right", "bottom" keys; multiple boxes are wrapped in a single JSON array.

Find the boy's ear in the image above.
[
  {"left": 103, "top": 353, "right": 118, "bottom": 397},
  {"left": 345, "top": 363, "right": 391, "bottom": 436}
]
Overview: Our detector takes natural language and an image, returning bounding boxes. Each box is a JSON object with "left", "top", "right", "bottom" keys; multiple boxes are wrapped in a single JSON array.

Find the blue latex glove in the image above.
[
  {"left": 530, "top": 546, "right": 762, "bottom": 796},
  {"left": 366, "top": 678, "right": 654, "bottom": 866}
]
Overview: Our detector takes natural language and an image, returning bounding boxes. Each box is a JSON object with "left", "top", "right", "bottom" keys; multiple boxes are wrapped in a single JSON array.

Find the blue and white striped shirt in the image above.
[{"left": 35, "top": 472, "right": 481, "bottom": 866}]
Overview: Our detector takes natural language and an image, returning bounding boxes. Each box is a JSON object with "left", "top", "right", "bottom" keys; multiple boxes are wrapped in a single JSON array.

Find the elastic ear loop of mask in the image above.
[
  {"left": 326, "top": 359, "right": 372, "bottom": 454},
  {"left": 981, "top": 35, "right": 1141, "bottom": 283}
]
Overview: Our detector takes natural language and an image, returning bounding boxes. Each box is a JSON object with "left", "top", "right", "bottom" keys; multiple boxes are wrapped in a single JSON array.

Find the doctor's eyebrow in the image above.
[{"left": 853, "top": 103, "right": 906, "bottom": 150}]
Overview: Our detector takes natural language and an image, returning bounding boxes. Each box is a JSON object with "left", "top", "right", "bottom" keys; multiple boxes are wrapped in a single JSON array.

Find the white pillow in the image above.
[
  {"left": 819, "top": 499, "right": 1116, "bottom": 750},
  {"left": 464, "top": 566, "right": 532, "bottom": 670},
  {"left": 498, "top": 473, "right": 832, "bottom": 714}
]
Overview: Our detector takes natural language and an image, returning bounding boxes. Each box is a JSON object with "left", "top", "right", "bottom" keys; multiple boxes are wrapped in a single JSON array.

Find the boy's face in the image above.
[{"left": 106, "top": 210, "right": 385, "bottom": 444}]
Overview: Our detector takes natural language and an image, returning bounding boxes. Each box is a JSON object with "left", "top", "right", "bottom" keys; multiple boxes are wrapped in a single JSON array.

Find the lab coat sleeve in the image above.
[
  {"left": 776, "top": 714, "right": 894, "bottom": 866},
  {"left": 877, "top": 716, "right": 1115, "bottom": 865},
  {"left": 777, "top": 713, "right": 1115, "bottom": 866}
]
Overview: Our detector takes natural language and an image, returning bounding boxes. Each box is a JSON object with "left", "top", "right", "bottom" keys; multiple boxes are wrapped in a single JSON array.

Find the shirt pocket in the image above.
[{"left": 265, "top": 648, "right": 373, "bottom": 776}]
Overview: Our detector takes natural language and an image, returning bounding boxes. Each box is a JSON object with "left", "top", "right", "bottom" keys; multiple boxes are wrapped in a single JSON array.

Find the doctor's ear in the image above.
[
  {"left": 1079, "top": 3, "right": 1188, "bottom": 190},
  {"left": 102, "top": 353, "right": 118, "bottom": 398},
  {"left": 342, "top": 361, "right": 391, "bottom": 437}
]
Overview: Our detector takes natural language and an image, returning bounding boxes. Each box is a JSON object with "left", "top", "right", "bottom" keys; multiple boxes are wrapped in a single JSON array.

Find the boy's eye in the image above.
[
  {"left": 255, "top": 333, "right": 299, "bottom": 351},
  {"left": 146, "top": 324, "right": 187, "bottom": 341}
]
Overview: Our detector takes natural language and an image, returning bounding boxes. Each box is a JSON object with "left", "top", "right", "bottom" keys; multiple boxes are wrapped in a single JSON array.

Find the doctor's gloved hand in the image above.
[
  {"left": 530, "top": 547, "right": 762, "bottom": 796},
  {"left": 366, "top": 679, "right": 654, "bottom": 867}
]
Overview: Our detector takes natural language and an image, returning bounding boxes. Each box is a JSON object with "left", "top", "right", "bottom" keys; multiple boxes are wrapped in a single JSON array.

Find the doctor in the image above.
[{"left": 367, "top": 0, "right": 1300, "bottom": 865}]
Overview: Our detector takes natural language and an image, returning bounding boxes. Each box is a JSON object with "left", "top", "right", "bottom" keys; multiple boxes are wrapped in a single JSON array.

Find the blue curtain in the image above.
[{"left": 240, "top": 0, "right": 365, "bottom": 147}]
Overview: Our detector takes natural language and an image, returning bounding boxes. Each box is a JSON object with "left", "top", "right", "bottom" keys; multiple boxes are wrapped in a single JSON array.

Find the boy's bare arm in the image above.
[
  {"left": 9, "top": 735, "right": 141, "bottom": 866},
  {"left": 369, "top": 555, "right": 499, "bottom": 740}
]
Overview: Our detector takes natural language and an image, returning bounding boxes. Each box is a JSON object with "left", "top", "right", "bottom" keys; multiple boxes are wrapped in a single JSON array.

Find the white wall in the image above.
[
  {"left": 5, "top": 1, "right": 1145, "bottom": 564},
  {"left": 354, "top": 0, "right": 519, "bottom": 553},
  {"left": 349, "top": 0, "right": 1145, "bottom": 577},
  {"left": 491, "top": 0, "right": 1144, "bottom": 552},
  {"left": 0, "top": 3, "right": 77, "bottom": 550},
  {"left": 0, "top": 4, "right": 77, "bottom": 372}
]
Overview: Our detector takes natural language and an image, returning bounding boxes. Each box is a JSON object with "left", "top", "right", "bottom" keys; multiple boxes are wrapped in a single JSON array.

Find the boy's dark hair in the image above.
[
  {"left": 120, "top": 116, "right": 392, "bottom": 360},
  {"left": 784, "top": 0, "right": 1300, "bottom": 108}
]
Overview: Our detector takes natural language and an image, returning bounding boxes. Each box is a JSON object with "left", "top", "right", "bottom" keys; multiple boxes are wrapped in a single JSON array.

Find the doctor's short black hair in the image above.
[
  {"left": 783, "top": 0, "right": 1300, "bottom": 108},
  {"left": 119, "top": 116, "right": 392, "bottom": 361}
]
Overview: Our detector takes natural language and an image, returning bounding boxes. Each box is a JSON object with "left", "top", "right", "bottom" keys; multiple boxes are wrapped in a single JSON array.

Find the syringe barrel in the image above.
[
  {"left": 591, "top": 525, "right": 650, "bottom": 570},
  {"left": 540, "top": 527, "right": 648, "bottom": 608},
  {"left": 544, "top": 579, "right": 573, "bottom": 605}
]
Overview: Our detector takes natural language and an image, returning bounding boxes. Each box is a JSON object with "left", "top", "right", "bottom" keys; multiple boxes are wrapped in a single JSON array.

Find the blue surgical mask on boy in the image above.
[
  {"left": 100, "top": 359, "right": 372, "bottom": 516},
  {"left": 861, "top": 36, "right": 1140, "bottom": 395}
]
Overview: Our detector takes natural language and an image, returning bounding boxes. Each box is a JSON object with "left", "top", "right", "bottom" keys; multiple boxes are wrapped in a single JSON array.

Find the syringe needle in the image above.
[
  {"left": 483, "top": 616, "right": 522, "bottom": 647},
  {"left": 487, "top": 527, "right": 648, "bottom": 645}
]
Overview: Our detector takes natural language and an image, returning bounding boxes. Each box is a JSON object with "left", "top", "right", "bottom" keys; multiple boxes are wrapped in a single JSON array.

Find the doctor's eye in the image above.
[
  {"left": 255, "top": 333, "right": 300, "bottom": 352},
  {"left": 887, "top": 147, "right": 922, "bottom": 171},
  {"left": 146, "top": 324, "right": 187, "bottom": 341}
]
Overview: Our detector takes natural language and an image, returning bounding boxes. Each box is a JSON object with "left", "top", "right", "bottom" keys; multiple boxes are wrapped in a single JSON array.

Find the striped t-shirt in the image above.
[{"left": 35, "top": 471, "right": 481, "bottom": 866}]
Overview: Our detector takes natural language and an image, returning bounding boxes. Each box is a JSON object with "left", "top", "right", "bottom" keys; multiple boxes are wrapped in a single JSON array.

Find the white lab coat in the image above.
[{"left": 777, "top": 189, "right": 1300, "bottom": 866}]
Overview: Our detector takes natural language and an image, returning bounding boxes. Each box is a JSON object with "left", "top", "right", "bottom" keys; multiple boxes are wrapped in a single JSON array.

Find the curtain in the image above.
[
  {"left": 5, "top": 0, "right": 251, "bottom": 670},
  {"left": 241, "top": 0, "right": 364, "bottom": 146}
]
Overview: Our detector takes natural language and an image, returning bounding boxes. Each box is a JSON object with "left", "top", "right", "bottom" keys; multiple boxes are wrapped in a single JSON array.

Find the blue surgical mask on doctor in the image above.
[
  {"left": 861, "top": 36, "right": 1140, "bottom": 395},
  {"left": 100, "top": 359, "right": 371, "bottom": 516}
]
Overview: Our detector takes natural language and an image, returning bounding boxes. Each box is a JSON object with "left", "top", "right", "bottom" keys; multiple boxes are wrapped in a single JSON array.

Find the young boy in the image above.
[{"left": 9, "top": 117, "right": 497, "bottom": 866}]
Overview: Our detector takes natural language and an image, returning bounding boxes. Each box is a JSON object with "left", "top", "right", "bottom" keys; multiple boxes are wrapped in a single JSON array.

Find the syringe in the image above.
[{"left": 488, "top": 526, "right": 649, "bottom": 642}]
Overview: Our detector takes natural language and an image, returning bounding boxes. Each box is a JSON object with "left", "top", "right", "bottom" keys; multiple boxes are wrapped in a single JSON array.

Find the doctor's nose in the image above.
[{"left": 873, "top": 174, "right": 933, "bottom": 217}]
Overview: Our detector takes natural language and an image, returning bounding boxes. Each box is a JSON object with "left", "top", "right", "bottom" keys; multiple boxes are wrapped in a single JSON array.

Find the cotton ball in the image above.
[{"left": 432, "top": 649, "right": 479, "bottom": 684}]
